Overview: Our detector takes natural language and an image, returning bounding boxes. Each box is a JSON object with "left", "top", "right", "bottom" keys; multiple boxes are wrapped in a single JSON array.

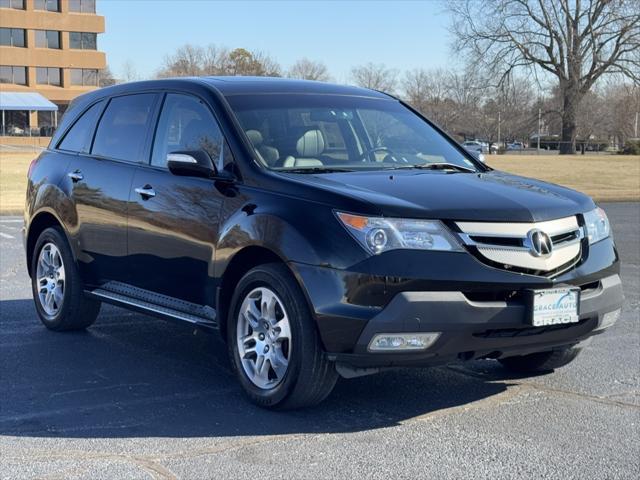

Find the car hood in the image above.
[{"left": 281, "top": 169, "right": 595, "bottom": 222}]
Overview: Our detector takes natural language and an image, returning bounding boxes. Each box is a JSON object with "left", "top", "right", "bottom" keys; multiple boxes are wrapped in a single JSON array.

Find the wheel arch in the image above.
[{"left": 26, "top": 210, "right": 70, "bottom": 277}]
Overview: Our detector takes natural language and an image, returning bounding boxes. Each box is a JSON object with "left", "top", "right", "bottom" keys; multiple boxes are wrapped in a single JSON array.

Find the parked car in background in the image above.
[
  {"left": 462, "top": 140, "right": 484, "bottom": 153},
  {"left": 24, "top": 77, "right": 623, "bottom": 409},
  {"left": 507, "top": 141, "right": 525, "bottom": 151}
]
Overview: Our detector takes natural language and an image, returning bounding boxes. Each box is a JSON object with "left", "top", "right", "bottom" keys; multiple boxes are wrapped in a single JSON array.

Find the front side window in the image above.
[
  {"left": 151, "top": 94, "right": 223, "bottom": 169},
  {"left": 36, "top": 67, "right": 61, "bottom": 86},
  {"left": 69, "top": 32, "right": 96, "bottom": 50},
  {"left": 35, "top": 30, "right": 60, "bottom": 49},
  {"left": 70, "top": 68, "right": 98, "bottom": 86},
  {"left": 0, "top": 65, "right": 27, "bottom": 85},
  {"left": 0, "top": 28, "right": 26, "bottom": 47},
  {"left": 58, "top": 100, "right": 104, "bottom": 153},
  {"left": 228, "top": 94, "right": 478, "bottom": 172},
  {"left": 92, "top": 94, "right": 157, "bottom": 162},
  {"left": 0, "top": 0, "right": 25, "bottom": 9},
  {"left": 69, "top": 0, "right": 95, "bottom": 13},
  {"left": 34, "top": 0, "right": 59, "bottom": 12}
]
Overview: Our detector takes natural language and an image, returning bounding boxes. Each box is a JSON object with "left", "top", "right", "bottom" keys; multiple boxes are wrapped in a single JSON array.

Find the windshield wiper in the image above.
[
  {"left": 388, "top": 162, "right": 477, "bottom": 173},
  {"left": 278, "top": 167, "right": 355, "bottom": 174}
]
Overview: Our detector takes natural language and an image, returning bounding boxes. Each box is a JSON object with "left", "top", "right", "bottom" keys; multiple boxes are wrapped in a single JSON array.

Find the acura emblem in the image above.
[{"left": 525, "top": 229, "right": 553, "bottom": 258}]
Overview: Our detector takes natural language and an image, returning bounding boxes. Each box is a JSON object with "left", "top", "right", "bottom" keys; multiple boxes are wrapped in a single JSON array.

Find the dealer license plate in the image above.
[{"left": 530, "top": 288, "right": 580, "bottom": 327}]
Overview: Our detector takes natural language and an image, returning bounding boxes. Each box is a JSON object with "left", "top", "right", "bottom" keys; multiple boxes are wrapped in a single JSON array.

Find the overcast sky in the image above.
[{"left": 98, "top": 0, "right": 457, "bottom": 80}]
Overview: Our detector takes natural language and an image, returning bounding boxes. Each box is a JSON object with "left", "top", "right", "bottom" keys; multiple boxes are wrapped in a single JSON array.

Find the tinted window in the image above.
[
  {"left": 93, "top": 94, "right": 157, "bottom": 162},
  {"left": 0, "top": 0, "right": 26, "bottom": 9},
  {"left": 35, "top": 30, "right": 60, "bottom": 49},
  {"left": 34, "top": 0, "right": 59, "bottom": 11},
  {"left": 0, "top": 28, "right": 25, "bottom": 47},
  {"left": 0, "top": 65, "right": 27, "bottom": 85},
  {"left": 36, "top": 67, "right": 60, "bottom": 85},
  {"left": 58, "top": 101, "right": 104, "bottom": 153},
  {"left": 151, "top": 94, "right": 223, "bottom": 169},
  {"left": 69, "top": 0, "right": 95, "bottom": 12},
  {"left": 69, "top": 32, "right": 96, "bottom": 49}
]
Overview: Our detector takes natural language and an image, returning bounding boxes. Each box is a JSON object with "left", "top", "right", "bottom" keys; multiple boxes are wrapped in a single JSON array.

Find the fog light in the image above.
[
  {"left": 599, "top": 309, "right": 621, "bottom": 329},
  {"left": 368, "top": 333, "right": 440, "bottom": 352}
]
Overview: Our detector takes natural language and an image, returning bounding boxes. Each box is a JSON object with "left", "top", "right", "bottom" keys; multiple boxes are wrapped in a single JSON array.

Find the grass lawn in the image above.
[
  {"left": 1, "top": 152, "right": 638, "bottom": 215},
  {"left": 489, "top": 154, "right": 640, "bottom": 202}
]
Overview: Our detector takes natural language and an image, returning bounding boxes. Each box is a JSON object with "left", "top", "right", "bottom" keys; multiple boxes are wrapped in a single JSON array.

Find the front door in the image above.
[{"left": 126, "top": 93, "right": 228, "bottom": 307}]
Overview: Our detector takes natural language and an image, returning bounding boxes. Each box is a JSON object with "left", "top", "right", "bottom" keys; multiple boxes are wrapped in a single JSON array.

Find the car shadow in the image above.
[{"left": 1, "top": 298, "right": 511, "bottom": 438}]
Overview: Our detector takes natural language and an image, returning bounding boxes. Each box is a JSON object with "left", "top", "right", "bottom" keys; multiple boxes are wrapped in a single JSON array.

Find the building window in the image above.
[
  {"left": 69, "top": 0, "right": 95, "bottom": 13},
  {"left": 69, "top": 32, "right": 97, "bottom": 50},
  {"left": 0, "top": 65, "right": 27, "bottom": 85},
  {"left": 34, "top": 0, "right": 59, "bottom": 12},
  {"left": 35, "top": 30, "right": 61, "bottom": 49},
  {"left": 0, "top": 0, "right": 25, "bottom": 10},
  {"left": 70, "top": 68, "right": 98, "bottom": 86},
  {"left": 36, "top": 67, "right": 61, "bottom": 86},
  {"left": 0, "top": 28, "right": 26, "bottom": 47}
]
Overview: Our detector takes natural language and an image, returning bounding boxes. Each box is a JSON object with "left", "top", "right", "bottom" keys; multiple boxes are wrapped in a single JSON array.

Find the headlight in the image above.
[
  {"left": 583, "top": 207, "right": 611, "bottom": 244},
  {"left": 336, "top": 212, "right": 462, "bottom": 254}
]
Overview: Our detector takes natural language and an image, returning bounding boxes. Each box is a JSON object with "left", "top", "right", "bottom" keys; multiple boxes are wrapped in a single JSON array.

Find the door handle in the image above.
[
  {"left": 135, "top": 185, "right": 156, "bottom": 199},
  {"left": 67, "top": 170, "right": 83, "bottom": 182}
]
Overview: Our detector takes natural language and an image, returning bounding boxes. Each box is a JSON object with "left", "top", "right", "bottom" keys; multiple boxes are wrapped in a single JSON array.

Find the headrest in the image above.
[
  {"left": 245, "top": 129, "right": 264, "bottom": 147},
  {"left": 296, "top": 129, "right": 325, "bottom": 157}
]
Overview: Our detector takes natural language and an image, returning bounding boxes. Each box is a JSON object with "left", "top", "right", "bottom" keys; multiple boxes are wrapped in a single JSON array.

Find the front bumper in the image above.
[
  {"left": 331, "top": 274, "right": 623, "bottom": 368},
  {"left": 289, "top": 237, "right": 623, "bottom": 365}
]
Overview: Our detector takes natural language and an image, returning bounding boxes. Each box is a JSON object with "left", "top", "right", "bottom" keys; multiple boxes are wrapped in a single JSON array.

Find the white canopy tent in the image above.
[{"left": 0, "top": 92, "right": 58, "bottom": 136}]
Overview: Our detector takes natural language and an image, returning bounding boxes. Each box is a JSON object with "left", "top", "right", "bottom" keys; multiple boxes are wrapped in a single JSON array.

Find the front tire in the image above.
[
  {"left": 31, "top": 227, "right": 101, "bottom": 331},
  {"left": 227, "top": 263, "right": 338, "bottom": 409},
  {"left": 498, "top": 346, "right": 582, "bottom": 374}
]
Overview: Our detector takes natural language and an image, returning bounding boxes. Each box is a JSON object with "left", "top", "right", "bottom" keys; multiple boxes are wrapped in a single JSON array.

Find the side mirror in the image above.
[{"left": 167, "top": 150, "right": 216, "bottom": 179}]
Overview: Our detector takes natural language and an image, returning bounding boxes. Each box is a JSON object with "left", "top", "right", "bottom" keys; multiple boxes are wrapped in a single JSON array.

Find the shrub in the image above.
[{"left": 621, "top": 140, "right": 640, "bottom": 155}]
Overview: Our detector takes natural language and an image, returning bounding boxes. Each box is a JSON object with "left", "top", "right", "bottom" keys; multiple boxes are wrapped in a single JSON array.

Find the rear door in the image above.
[
  {"left": 63, "top": 93, "right": 160, "bottom": 286},
  {"left": 126, "top": 93, "right": 228, "bottom": 306}
]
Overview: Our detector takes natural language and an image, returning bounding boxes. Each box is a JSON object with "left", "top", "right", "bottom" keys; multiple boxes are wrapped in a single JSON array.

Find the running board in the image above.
[{"left": 86, "top": 282, "right": 217, "bottom": 329}]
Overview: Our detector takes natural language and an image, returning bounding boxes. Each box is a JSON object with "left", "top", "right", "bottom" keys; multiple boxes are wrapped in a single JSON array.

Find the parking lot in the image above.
[{"left": 0, "top": 203, "right": 638, "bottom": 479}]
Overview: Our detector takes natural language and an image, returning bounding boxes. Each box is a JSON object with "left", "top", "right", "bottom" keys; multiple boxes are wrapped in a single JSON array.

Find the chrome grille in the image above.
[{"left": 456, "top": 216, "right": 583, "bottom": 275}]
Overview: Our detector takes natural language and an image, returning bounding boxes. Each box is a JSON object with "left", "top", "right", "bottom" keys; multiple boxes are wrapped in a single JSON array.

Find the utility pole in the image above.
[
  {"left": 537, "top": 108, "right": 541, "bottom": 153},
  {"left": 635, "top": 111, "right": 638, "bottom": 138},
  {"left": 497, "top": 111, "right": 501, "bottom": 147}
]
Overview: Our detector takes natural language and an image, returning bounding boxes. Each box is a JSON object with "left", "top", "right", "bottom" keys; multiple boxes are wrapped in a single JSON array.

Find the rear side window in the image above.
[
  {"left": 92, "top": 94, "right": 157, "bottom": 162},
  {"left": 57, "top": 100, "right": 104, "bottom": 153}
]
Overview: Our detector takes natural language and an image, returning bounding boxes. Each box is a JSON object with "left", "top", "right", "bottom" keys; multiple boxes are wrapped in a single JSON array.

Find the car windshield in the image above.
[{"left": 227, "top": 94, "right": 479, "bottom": 173}]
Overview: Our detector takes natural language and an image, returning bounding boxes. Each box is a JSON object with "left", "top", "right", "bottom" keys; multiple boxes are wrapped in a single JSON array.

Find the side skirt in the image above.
[{"left": 85, "top": 281, "right": 218, "bottom": 330}]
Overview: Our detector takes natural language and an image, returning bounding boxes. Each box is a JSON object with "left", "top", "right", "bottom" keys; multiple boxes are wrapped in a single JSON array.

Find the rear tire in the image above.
[
  {"left": 227, "top": 263, "right": 338, "bottom": 409},
  {"left": 498, "top": 346, "right": 582, "bottom": 374},
  {"left": 31, "top": 227, "right": 100, "bottom": 331}
]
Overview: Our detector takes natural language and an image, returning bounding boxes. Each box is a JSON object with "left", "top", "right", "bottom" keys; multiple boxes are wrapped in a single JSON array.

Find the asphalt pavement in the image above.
[{"left": 1, "top": 203, "right": 638, "bottom": 479}]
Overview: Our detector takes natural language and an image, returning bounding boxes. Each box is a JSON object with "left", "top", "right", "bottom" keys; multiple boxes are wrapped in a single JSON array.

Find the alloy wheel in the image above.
[
  {"left": 36, "top": 242, "right": 65, "bottom": 316},
  {"left": 236, "top": 287, "right": 292, "bottom": 390}
]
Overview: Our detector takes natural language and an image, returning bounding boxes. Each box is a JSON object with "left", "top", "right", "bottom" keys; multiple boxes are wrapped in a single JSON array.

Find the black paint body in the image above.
[{"left": 24, "top": 78, "right": 621, "bottom": 365}]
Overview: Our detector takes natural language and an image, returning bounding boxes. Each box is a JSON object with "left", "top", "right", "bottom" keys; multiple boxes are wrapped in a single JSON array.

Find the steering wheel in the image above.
[{"left": 358, "top": 146, "right": 398, "bottom": 162}]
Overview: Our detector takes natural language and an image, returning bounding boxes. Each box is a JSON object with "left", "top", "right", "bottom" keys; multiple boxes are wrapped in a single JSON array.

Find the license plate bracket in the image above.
[{"left": 527, "top": 287, "right": 580, "bottom": 327}]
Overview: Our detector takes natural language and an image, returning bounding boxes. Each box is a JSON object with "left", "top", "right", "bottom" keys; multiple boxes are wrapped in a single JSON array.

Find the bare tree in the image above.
[
  {"left": 157, "top": 44, "right": 281, "bottom": 78},
  {"left": 157, "top": 44, "right": 204, "bottom": 77},
  {"left": 121, "top": 60, "right": 141, "bottom": 82},
  {"left": 351, "top": 62, "right": 398, "bottom": 92},
  {"left": 98, "top": 66, "right": 117, "bottom": 87},
  {"left": 447, "top": 0, "right": 640, "bottom": 153},
  {"left": 287, "top": 58, "right": 331, "bottom": 81}
]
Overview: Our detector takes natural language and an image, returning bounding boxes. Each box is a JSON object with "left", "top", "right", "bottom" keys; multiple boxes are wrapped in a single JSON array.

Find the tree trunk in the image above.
[{"left": 560, "top": 88, "right": 581, "bottom": 154}]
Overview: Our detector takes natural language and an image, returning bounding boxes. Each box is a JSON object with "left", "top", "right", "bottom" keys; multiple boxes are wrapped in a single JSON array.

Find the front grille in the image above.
[{"left": 455, "top": 215, "right": 584, "bottom": 276}]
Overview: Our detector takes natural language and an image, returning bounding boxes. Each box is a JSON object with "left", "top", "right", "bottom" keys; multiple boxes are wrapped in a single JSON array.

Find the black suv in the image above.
[{"left": 24, "top": 77, "right": 624, "bottom": 409}]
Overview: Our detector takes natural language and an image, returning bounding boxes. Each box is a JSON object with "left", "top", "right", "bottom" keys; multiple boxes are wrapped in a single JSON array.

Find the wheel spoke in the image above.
[
  {"left": 53, "top": 287, "right": 64, "bottom": 306},
  {"left": 274, "top": 317, "right": 291, "bottom": 341}
]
